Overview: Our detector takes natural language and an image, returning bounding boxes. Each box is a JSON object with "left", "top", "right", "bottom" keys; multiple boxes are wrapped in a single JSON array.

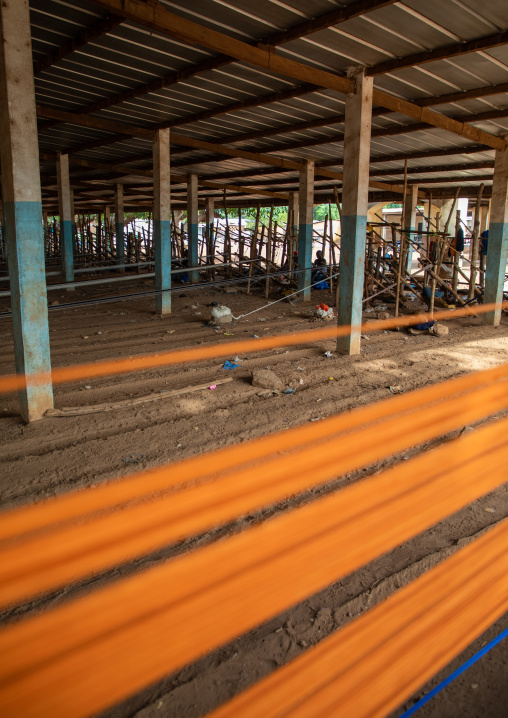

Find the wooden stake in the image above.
[{"left": 469, "top": 183, "right": 485, "bottom": 300}]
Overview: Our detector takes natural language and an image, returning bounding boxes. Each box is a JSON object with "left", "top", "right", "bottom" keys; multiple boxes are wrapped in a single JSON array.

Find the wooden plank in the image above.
[{"left": 46, "top": 378, "right": 233, "bottom": 416}]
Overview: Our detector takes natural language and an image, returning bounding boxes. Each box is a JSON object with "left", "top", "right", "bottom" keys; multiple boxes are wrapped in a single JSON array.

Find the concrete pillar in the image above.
[
  {"left": 153, "top": 128, "right": 171, "bottom": 315},
  {"left": 206, "top": 197, "right": 214, "bottom": 263},
  {"left": 403, "top": 185, "right": 418, "bottom": 273},
  {"left": 298, "top": 161, "right": 314, "bottom": 300},
  {"left": 187, "top": 173, "right": 199, "bottom": 282},
  {"left": 290, "top": 191, "right": 299, "bottom": 235},
  {"left": 480, "top": 203, "right": 489, "bottom": 235},
  {"left": 436, "top": 197, "right": 463, "bottom": 237},
  {"left": 483, "top": 144, "right": 508, "bottom": 325},
  {"left": 114, "top": 183, "right": 124, "bottom": 265},
  {"left": 0, "top": 0, "right": 53, "bottom": 421},
  {"left": 56, "top": 153, "right": 74, "bottom": 283},
  {"left": 337, "top": 67, "right": 373, "bottom": 355}
]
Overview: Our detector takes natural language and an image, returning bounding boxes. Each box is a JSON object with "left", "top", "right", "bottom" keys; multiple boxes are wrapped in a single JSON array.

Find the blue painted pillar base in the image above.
[
  {"left": 337, "top": 215, "right": 367, "bottom": 355},
  {"left": 116, "top": 222, "right": 125, "bottom": 270},
  {"left": 483, "top": 222, "right": 508, "bottom": 325},
  {"left": 297, "top": 223, "right": 313, "bottom": 300},
  {"left": 154, "top": 219, "right": 171, "bottom": 315},
  {"left": 188, "top": 222, "right": 199, "bottom": 283},
  {"left": 5, "top": 201, "right": 53, "bottom": 421}
]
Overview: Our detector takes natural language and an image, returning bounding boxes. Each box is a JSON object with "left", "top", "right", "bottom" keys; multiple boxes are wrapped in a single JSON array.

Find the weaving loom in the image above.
[{"left": 1, "top": 307, "right": 507, "bottom": 717}]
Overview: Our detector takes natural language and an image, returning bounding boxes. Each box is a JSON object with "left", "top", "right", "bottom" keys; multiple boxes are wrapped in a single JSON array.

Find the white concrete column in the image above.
[
  {"left": 0, "top": 0, "right": 53, "bottom": 421},
  {"left": 337, "top": 67, "right": 373, "bottom": 355},
  {"left": 153, "top": 128, "right": 171, "bottom": 315}
]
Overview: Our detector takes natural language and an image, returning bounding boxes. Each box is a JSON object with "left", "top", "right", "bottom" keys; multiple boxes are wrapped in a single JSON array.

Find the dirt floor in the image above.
[{"left": 1, "top": 275, "right": 508, "bottom": 718}]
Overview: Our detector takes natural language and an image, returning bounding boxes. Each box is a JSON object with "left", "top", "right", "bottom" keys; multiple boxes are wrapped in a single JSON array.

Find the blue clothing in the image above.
[
  {"left": 480, "top": 230, "right": 488, "bottom": 255},
  {"left": 455, "top": 227, "right": 464, "bottom": 253}
]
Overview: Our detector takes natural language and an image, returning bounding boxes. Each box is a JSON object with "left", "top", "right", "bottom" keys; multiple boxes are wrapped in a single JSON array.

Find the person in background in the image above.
[
  {"left": 312, "top": 250, "right": 327, "bottom": 284},
  {"left": 480, "top": 229, "right": 488, "bottom": 258}
]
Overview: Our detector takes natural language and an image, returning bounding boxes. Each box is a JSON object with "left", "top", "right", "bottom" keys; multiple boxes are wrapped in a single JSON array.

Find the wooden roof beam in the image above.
[
  {"left": 85, "top": 0, "right": 505, "bottom": 151},
  {"left": 54, "top": 76, "right": 508, "bottom": 160},
  {"left": 42, "top": 0, "right": 393, "bottom": 135},
  {"left": 169, "top": 104, "right": 508, "bottom": 170},
  {"left": 34, "top": 104, "right": 407, "bottom": 195},
  {"left": 39, "top": 150, "right": 291, "bottom": 200}
]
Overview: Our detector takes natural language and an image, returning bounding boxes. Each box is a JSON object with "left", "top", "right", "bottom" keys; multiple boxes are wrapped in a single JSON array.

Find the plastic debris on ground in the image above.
[
  {"left": 222, "top": 360, "right": 239, "bottom": 370},
  {"left": 315, "top": 303, "right": 334, "bottom": 320},
  {"left": 389, "top": 385, "right": 404, "bottom": 394},
  {"left": 324, "top": 351, "right": 333, "bottom": 358},
  {"left": 209, "top": 384, "right": 217, "bottom": 390},
  {"left": 284, "top": 388, "right": 296, "bottom": 394}
]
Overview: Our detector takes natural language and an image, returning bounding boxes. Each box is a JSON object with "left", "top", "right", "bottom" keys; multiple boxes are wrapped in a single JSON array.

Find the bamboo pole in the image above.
[
  {"left": 265, "top": 204, "right": 274, "bottom": 299},
  {"left": 247, "top": 205, "right": 260, "bottom": 295}
]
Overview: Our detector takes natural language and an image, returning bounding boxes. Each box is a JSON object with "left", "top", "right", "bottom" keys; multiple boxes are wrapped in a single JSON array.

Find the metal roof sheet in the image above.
[{"left": 28, "top": 0, "right": 508, "bottom": 200}]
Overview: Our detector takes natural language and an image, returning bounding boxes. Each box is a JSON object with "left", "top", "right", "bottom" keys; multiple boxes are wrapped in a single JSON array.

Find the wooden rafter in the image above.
[
  {"left": 83, "top": 0, "right": 505, "bottom": 151},
  {"left": 40, "top": 0, "right": 394, "bottom": 135},
  {"left": 33, "top": 13, "right": 124, "bottom": 75}
]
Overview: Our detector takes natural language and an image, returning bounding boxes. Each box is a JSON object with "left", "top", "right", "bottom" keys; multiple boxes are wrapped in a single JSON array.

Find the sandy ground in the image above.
[{"left": 1, "top": 275, "right": 508, "bottom": 718}]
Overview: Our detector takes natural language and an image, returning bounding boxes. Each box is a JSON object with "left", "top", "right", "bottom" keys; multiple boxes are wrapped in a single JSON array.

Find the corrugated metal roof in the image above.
[{"left": 29, "top": 0, "right": 508, "bottom": 204}]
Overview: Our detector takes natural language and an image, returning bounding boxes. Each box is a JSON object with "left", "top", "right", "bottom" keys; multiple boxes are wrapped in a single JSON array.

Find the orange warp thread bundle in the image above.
[
  {"left": 0, "top": 300, "right": 506, "bottom": 395},
  {"left": 0, "top": 380, "right": 508, "bottom": 715},
  {"left": 1, "top": 374, "right": 508, "bottom": 609},
  {"left": 1, "top": 308, "right": 508, "bottom": 718}
]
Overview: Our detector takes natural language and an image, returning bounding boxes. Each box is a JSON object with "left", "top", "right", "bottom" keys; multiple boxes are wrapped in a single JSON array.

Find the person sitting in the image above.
[{"left": 312, "top": 250, "right": 327, "bottom": 284}]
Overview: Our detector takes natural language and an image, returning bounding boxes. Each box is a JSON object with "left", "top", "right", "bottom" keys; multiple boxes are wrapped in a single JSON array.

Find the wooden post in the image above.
[
  {"left": 153, "top": 128, "right": 171, "bottom": 315},
  {"left": 469, "top": 183, "right": 485, "bottom": 300},
  {"left": 337, "top": 66, "right": 373, "bottom": 354},
  {"left": 0, "top": 0, "right": 53, "bottom": 420},
  {"left": 265, "top": 204, "right": 274, "bottom": 299},
  {"left": 483, "top": 146, "right": 508, "bottom": 326},
  {"left": 187, "top": 173, "right": 199, "bottom": 283},
  {"left": 298, "top": 160, "right": 314, "bottom": 300},
  {"left": 247, "top": 205, "right": 260, "bottom": 295}
]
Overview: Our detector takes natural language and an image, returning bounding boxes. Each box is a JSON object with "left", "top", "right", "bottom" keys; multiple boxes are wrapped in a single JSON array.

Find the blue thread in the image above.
[{"left": 397, "top": 625, "right": 508, "bottom": 718}]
